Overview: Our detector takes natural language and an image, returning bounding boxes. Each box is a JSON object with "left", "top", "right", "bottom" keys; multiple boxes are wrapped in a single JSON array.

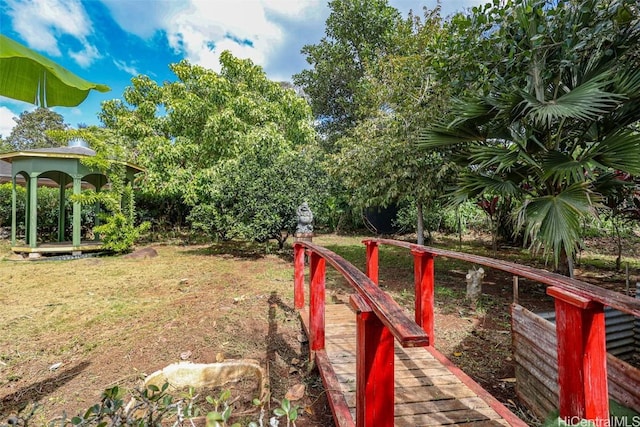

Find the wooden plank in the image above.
[
  {"left": 449, "top": 420, "right": 511, "bottom": 427},
  {"left": 314, "top": 349, "right": 355, "bottom": 427},
  {"left": 326, "top": 348, "right": 442, "bottom": 363},
  {"left": 513, "top": 335, "right": 558, "bottom": 383},
  {"left": 513, "top": 351, "right": 558, "bottom": 395},
  {"left": 394, "top": 396, "right": 491, "bottom": 416},
  {"left": 394, "top": 408, "right": 504, "bottom": 426},
  {"left": 331, "top": 360, "right": 451, "bottom": 374},
  {"left": 607, "top": 354, "right": 640, "bottom": 412},
  {"left": 512, "top": 304, "right": 640, "bottom": 419},
  {"left": 303, "top": 303, "right": 527, "bottom": 426},
  {"left": 342, "top": 383, "right": 479, "bottom": 407},
  {"left": 333, "top": 365, "right": 462, "bottom": 382},
  {"left": 515, "top": 365, "right": 557, "bottom": 420},
  {"left": 337, "top": 373, "right": 467, "bottom": 391},
  {"left": 511, "top": 305, "right": 557, "bottom": 356},
  {"left": 424, "top": 346, "right": 529, "bottom": 427},
  {"left": 309, "top": 253, "right": 326, "bottom": 352},
  {"left": 352, "top": 293, "right": 395, "bottom": 427}
]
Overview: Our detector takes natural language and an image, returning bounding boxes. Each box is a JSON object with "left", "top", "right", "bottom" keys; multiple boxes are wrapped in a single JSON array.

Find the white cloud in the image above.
[
  {"left": 69, "top": 43, "right": 101, "bottom": 68},
  {"left": 5, "top": 0, "right": 100, "bottom": 67},
  {"left": 113, "top": 59, "right": 139, "bottom": 77},
  {"left": 0, "top": 106, "right": 19, "bottom": 138},
  {"left": 101, "top": 0, "right": 324, "bottom": 73},
  {"left": 98, "top": 0, "right": 190, "bottom": 39}
]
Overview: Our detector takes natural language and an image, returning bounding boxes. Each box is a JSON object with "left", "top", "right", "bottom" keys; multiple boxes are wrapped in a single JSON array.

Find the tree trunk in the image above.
[
  {"left": 416, "top": 200, "right": 424, "bottom": 246},
  {"left": 558, "top": 248, "right": 575, "bottom": 278},
  {"left": 491, "top": 218, "right": 498, "bottom": 256},
  {"left": 614, "top": 221, "right": 622, "bottom": 271}
]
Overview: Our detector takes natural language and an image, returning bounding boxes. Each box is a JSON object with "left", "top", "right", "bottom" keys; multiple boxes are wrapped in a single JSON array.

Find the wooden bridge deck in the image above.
[{"left": 301, "top": 303, "right": 525, "bottom": 427}]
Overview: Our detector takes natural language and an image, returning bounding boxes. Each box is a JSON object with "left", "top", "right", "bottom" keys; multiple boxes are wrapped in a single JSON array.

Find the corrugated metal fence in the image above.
[{"left": 537, "top": 282, "right": 640, "bottom": 362}]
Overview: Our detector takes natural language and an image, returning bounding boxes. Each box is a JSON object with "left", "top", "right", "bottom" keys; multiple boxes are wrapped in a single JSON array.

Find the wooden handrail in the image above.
[
  {"left": 365, "top": 238, "right": 640, "bottom": 317},
  {"left": 294, "top": 241, "right": 429, "bottom": 347},
  {"left": 364, "top": 238, "right": 640, "bottom": 424}
]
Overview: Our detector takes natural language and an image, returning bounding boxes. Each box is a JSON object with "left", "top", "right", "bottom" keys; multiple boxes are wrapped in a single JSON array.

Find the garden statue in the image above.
[
  {"left": 295, "top": 202, "right": 314, "bottom": 238},
  {"left": 465, "top": 266, "right": 485, "bottom": 307}
]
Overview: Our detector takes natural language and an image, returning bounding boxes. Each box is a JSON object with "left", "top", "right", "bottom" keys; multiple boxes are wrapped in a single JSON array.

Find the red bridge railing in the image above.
[
  {"left": 293, "top": 241, "right": 428, "bottom": 427},
  {"left": 363, "top": 238, "right": 640, "bottom": 425}
]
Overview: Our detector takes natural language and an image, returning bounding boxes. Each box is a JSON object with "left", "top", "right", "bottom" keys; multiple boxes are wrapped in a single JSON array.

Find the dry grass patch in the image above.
[{"left": 0, "top": 242, "right": 333, "bottom": 425}]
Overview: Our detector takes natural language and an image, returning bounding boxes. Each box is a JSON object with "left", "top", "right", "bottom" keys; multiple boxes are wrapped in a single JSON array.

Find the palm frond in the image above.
[
  {"left": 448, "top": 97, "right": 495, "bottom": 128},
  {"left": 455, "top": 173, "right": 521, "bottom": 199},
  {"left": 590, "top": 129, "right": 640, "bottom": 174},
  {"left": 519, "top": 183, "right": 595, "bottom": 267},
  {"left": 468, "top": 143, "right": 520, "bottom": 173},
  {"left": 418, "top": 123, "right": 486, "bottom": 148},
  {"left": 540, "top": 151, "right": 591, "bottom": 185},
  {"left": 520, "top": 73, "right": 625, "bottom": 128},
  {"left": 615, "top": 67, "right": 640, "bottom": 99}
]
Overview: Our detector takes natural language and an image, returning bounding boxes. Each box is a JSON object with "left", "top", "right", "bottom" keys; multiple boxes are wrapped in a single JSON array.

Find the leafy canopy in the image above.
[{"left": 101, "top": 51, "right": 326, "bottom": 246}]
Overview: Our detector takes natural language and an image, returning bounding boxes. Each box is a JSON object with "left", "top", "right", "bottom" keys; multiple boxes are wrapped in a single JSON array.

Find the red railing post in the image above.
[
  {"left": 309, "top": 251, "right": 326, "bottom": 352},
  {"left": 293, "top": 243, "right": 305, "bottom": 309},
  {"left": 350, "top": 294, "right": 394, "bottom": 427},
  {"left": 547, "top": 287, "right": 609, "bottom": 423},
  {"left": 411, "top": 249, "right": 435, "bottom": 345},
  {"left": 363, "top": 240, "right": 379, "bottom": 285}
]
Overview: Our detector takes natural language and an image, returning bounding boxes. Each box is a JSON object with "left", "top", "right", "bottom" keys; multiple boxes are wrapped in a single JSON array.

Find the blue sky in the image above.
[{"left": 0, "top": 0, "right": 484, "bottom": 138}]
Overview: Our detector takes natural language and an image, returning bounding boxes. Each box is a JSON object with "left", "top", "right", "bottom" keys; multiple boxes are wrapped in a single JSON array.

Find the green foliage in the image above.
[
  {"left": 204, "top": 389, "right": 241, "bottom": 427},
  {"left": 48, "top": 127, "right": 149, "bottom": 253},
  {"left": 0, "top": 182, "right": 25, "bottom": 229},
  {"left": 0, "top": 183, "right": 95, "bottom": 241},
  {"left": 3, "top": 107, "right": 68, "bottom": 150},
  {"left": 441, "top": 201, "right": 490, "bottom": 235},
  {"left": 2, "top": 384, "right": 296, "bottom": 427},
  {"left": 101, "top": 52, "right": 326, "bottom": 248},
  {"left": 298, "top": 4, "right": 458, "bottom": 243},
  {"left": 293, "top": 0, "right": 404, "bottom": 144},
  {"left": 421, "top": 0, "right": 640, "bottom": 272},
  {"left": 135, "top": 191, "right": 191, "bottom": 233},
  {"left": 272, "top": 398, "right": 299, "bottom": 427},
  {"left": 188, "top": 141, "right": 328, "bottom": 248}
]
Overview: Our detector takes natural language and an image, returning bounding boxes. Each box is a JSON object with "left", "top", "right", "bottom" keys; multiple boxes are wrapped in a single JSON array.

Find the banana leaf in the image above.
[{"left": 0, "top": 34, "right": 110, "bottom": 107}]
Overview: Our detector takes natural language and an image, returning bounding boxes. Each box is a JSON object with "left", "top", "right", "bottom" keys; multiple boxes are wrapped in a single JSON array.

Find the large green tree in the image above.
[
  {"left": 330, "top": 7, "right": 457, "bottom": 244},
  {"left": 4, "top": 107, "right": 68, "bottom": 151},
  {"left": 422, "top": 0, "right": 640, "bottom": 275},
  {"left": 100, "top": 52, "right": 326, "bottom": 247},
  {"left": 293, "top": 0, "right": 404, "bottom": 147}
]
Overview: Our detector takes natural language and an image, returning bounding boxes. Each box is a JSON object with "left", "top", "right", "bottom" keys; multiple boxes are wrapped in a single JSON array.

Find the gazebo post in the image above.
[
  {"left": 11, "top": 176, "right": 17, "bottom": 245},
  {"left": 72, "top": 176, "right": 82, "bottom": 247},
  {"left": 28, "top": 173, "right": 38, "bottom": 248},
  {"left": 58, "top": 175, "right": 68, "bottom": 242}
]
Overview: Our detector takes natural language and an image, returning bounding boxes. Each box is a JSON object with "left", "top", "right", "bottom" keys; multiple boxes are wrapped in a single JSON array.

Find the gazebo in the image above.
[{"left": 0, "top": 139, "right": 143, "bottom": 257}]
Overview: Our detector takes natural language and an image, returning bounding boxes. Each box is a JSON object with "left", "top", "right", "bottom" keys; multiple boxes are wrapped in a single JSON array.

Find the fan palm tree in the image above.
[{"left": 421, "top": 0, "right": 640, "bottom": 275}]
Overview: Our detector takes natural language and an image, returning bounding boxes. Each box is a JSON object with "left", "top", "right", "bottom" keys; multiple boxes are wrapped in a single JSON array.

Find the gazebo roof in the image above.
[
  {"left": 0, "top": 145, "right": 95, "bottom": 161},
  {"left": 0, "top": 145, "right": 144, "bottom": 173}
]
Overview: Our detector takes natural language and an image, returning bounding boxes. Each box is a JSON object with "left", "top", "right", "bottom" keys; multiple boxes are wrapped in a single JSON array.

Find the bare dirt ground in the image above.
[{"left": 1, "top": 232, "right": 638, "bottom": 426}]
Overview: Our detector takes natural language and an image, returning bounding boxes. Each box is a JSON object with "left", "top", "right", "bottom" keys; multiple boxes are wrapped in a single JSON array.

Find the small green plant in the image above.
[
  {"left": 1, "top": 385, "right": 299, "bottom": 427},
  {"left": 272, "top": 398, "right": 299, "bottom": 427},
  {"left": 204, "top": 390, "right": 239, "bottom": 427}
]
